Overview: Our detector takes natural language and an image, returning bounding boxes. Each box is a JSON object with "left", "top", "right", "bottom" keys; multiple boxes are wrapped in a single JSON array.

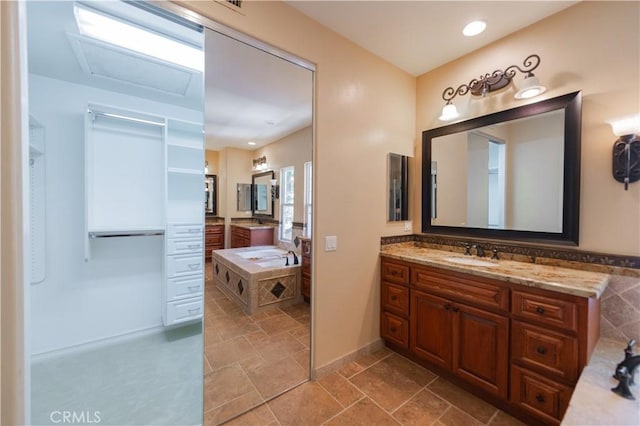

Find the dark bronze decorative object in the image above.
[
  {"left": 612, "top": 339, "right": 640, "bottom": 400},
  {"left": 441, "top": 54, "right": 542, "bottom": 102},
  {"left": 612, "top": 134, "right": 640, "bottom": 190}
]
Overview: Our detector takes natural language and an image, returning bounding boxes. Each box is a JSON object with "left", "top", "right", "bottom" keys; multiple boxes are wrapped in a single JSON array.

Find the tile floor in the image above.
[
  {"left": 220, "top": 348, "right": 528, "bottom": 426},
  {"left": 205, "top": 262, "right": 526, "bottom": 426},
  {"left": 204, "top": 264, "right": 311, "bottom": 425}
]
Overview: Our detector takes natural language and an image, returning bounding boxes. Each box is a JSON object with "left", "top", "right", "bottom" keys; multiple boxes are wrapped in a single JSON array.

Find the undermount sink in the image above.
[{"left": 442, "top": 257, "right": 497, "bottom": 267}]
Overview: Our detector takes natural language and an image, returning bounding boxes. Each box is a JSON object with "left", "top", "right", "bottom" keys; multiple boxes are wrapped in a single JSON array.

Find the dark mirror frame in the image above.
[
  {"left": 252, "top": 170, "right": 275, "bottom": 218},
  {"left": 421, "top": 91, "right": 582, "bottom": 246}
]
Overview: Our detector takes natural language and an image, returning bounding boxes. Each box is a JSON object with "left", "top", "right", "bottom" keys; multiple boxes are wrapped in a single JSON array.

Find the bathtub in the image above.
[{"left": 210, "top": 245, "right": 302, "bottom": 314}]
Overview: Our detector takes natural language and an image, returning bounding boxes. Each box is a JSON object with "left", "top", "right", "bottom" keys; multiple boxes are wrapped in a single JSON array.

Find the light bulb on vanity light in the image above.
[
  {"left": 514, "top": 73, "right": 546, "bottom": 99},
  {"left": 439, "top": 102, "right": 460, "bottom": 122}
]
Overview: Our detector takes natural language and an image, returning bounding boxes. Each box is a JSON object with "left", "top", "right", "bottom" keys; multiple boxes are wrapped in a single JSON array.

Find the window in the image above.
[
  {"left": 304, "top": 162, "right": 312, "bottom": 238},
  {"left": 280, "top": 166, "right": 295, "bottom": 241}
]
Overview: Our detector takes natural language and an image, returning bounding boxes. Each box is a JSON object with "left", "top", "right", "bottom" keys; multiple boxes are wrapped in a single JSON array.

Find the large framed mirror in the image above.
[
  {"left": 205, "top": 174, "right": 217, "bottom": 215},
  {"left": 252, "top": 170, "right": 275, "bottom": 218},
  {"left": 422, "top": 91, "right": 582, "bottom": 245}
]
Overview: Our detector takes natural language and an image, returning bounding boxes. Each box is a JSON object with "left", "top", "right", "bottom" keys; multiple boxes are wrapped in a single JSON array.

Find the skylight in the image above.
[{"left": 74, "top": 3, "right": 203, "bottom": 72}]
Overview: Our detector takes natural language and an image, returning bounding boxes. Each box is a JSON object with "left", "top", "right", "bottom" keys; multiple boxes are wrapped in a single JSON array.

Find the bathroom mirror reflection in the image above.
[
  {"left": 237, "top": 183, "right": 252, "bottom": 211},
  {"left": 205, "top": 174, "right": 217, "bottom": 215},
  {"left": 252, "top": 171, "right": 275, "bottom": 217},
  {"left": 422, "top": 91, "right": 582, "bottom": 245},
  {"left": 388, "top": 153, "right": 409, "bottom": 221}
]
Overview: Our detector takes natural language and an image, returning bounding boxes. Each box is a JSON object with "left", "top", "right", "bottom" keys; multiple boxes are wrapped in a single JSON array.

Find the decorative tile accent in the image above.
[
  {"left": 271, "top": 282, "right": 286, "bottom": 298},
  {"left": 225, "top": 271, "right": 230, "bottom": 283},
  {"left": 294, "top": 236, "right": 300, "bottom": 248},
  {"left": 600, "top": 275, "right": 640, "bottom": 343},
  {"left": 238, "top": 279, "right": 244, "bottom": 295},
  {"left": 258, "top": 274, "right": 296, "bottom": 306},
  {"left": 215, "top": 263, "right": 219, "bottom": 275}
]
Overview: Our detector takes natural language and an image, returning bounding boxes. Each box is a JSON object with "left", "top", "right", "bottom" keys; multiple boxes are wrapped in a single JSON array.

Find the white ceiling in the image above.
[
  {"left": 26, "top": 1, "right": 577, "bottom": 153},
  {"left": 287, "top": 1, "right": 577, "bottom": 76}
]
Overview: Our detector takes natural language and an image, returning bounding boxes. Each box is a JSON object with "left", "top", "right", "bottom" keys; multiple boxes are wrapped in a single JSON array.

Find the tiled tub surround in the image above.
[
  {"left": 211, "top": 246, "right": 302, "bottom": 315},
  {"left": 380, "top": 242, "right": 640, "bottom": 425}
]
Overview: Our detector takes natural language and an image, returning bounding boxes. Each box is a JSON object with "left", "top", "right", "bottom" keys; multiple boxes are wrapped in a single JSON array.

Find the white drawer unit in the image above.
[
  {"left": 167, "top": 276, "right": 204, "bottom": 301},
  {"left": 167, "top": 238, "right": 203, "bottom": 255},
  {"left": 167, "top": 253, "right": 203, "bottom": 278},
  {"left": 166, "top": 297, "right": 203, "bottom": 325},
  {"left": 167, "top": 223, "right": 203, "bottom": 239}
]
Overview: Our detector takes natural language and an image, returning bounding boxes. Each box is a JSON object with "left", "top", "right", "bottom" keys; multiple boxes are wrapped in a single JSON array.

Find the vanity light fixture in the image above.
[
  {"left": 248, "top": 141, "right": 256, "bottom": 146},
  {"left": 270, "top": 179, "right": 280, "bottom": 199},
  {"left": 438, "top": 54, "right": 546, "bottom": 121},
  {"left": 252, "top": 156, "right": 268, "bottom": 171},
  {"left": 609, "top": 115, "right": 640, "bottom": 191}
]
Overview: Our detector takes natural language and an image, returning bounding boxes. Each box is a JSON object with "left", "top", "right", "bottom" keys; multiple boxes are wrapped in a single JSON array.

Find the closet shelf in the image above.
[
  {"left": 89, "top": 228, "right": 165, "bottom": 238},
  {"left": 168, "top": 167, "right": 203, "bottom": 175}
]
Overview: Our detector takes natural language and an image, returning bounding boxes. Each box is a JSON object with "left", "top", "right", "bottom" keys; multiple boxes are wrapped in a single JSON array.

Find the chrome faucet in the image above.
[{"left": 612, "top": 339, "right": 640, "bottom": 400}]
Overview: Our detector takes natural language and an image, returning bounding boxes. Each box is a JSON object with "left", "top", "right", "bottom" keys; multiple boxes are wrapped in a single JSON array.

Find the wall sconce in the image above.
[
  {"left": 609, "top": 115, "right": 640, "bottom": 191},
  {"left": 252, "top": 156, "right": 268, "bottom": 171},
  {"left": 439, "top": 54, "right": 546, "bottom": 121},
  {"left": 270, "top": 178, "right": 280, "bottom": 199}
]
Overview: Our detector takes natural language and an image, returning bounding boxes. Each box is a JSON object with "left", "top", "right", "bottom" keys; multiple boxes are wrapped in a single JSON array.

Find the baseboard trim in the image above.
[{"left": 311, "top": 338, "right": 384, "bottom": 379}]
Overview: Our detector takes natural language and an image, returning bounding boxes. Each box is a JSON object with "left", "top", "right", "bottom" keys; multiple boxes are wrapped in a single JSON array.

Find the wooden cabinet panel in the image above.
[
  {"left": 453, "top": 303, "right": 509, "bottom": 398},
  {"left": 512, "top": 320, "right": 578, "bottom": 383},
  {"left": 511, "top": 365, "right": 572, "bottom": 424},
  {"left": 512, "top": 291, "right": 578, "bottom": 333},
  {"left": 381, "top": 282, "right": 409, "bottom": 317},
  {"left": 412, "top": 265, "right": 509, "bottom": 312},
  {"left": 301, "top": 239, "right": 311, "bottom": 302},
  {"left": 205, "top": 223, "right": 224, "bottom": 260},
  {"left": 411, "top": 290, "right": 452, "bottom": 370},
  {"left": 381, "top": 311, "right": 409, "bottom": 349},
  {"left": 381, "top": 260, "right": 410, "bottom": 285},
  {"left": 230, "top": 225, "right": 274, "bottom": 248}
]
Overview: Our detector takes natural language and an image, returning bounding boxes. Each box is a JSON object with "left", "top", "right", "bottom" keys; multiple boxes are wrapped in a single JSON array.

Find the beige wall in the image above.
[
  {"left": 416, "top": 1, "right": 640, "bottom": 255},
  {"left": 205, "top": 149, "right": 219, "bottom": 176},
  {"left": 176, "top": 0, "right": 416, "bottom": 368}
]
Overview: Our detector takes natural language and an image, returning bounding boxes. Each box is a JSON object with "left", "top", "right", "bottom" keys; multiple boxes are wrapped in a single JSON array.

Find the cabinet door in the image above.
[
  {"left": 452, "top": 303, "right": 509, "bottom": 398},
  {"left": 411, "top": 290, "right": 452, "bottom": 370}
]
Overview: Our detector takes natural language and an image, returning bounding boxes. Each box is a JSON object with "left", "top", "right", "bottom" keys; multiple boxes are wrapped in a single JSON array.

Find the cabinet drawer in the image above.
[
  {"left": 512, "top": 321, "right": 578, "bottom": 383},
  {"left": 512, "top": 291, "right": 578, "bottom": 332},
  {"left": 381, "top": 282, "right": 410, "bottom": 317},
  {"left": 205, "top": 224, "right": 223, "bottom": 235},
  {"left": 167, "top": 254, "right": 203, "bottom": 277},
  {"left": 510, "top": 365, "right": 572, "bottom": 423},
  {"left": 167, "top": 238, "right": 203, "bottom": 255},
  {"left": 413, "top": 266, "right": 509, "bottom": 312},
  {"left": 381, "top": 260, "right": 410, "bottom": 285},
  {"left": 167, "top": 276, "right": 203, "bottom": 301},
  {"left": 167, "top": 223, "right": 203, "bottom": 239},
  {"left": 166, "top": 297, "right": 203, "bottom": 325},
  {"left": 205, "top": 235, "right": 223, "bottom": 246},
  {"left": 381, "top": 311, "right": 409, "bottom": 349}
]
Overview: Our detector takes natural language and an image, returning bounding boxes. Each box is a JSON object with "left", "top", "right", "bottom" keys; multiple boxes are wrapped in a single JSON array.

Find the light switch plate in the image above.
[
  {"left": 404, "top": 221, "right": 412, "bottom": 232},
  {"left": 325, "top": 236, "right": 337, "bottom": 251}
]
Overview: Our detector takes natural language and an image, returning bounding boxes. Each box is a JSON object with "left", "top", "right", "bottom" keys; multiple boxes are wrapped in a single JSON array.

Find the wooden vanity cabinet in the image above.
[
  {"left": 230, "top": 225, "right": 274, "bottom": 248},
  {"left": 380, "top": 256, "right": 600, "bottom": 426},
  {"left": 301, "top": 238, "right": 312, "bottom": 302},
  {"left": 411, "top": 270, "right": 509, "bottom": 399},
  {"left": 205, "top": 223, "right": 224, "bottom": 260}
]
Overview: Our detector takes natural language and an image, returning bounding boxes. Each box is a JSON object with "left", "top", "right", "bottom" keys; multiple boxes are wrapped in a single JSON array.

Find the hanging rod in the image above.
[
  {"left": 88, "top": 110, "right": 166, "bottom": 127},
  {"left": 89, "top": 230, "right": 165, "bottom": 239}
]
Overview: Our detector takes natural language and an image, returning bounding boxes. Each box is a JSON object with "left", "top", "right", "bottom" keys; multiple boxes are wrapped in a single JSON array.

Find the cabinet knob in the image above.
[
  {"left": 535, "top": 394, "right": 546, "bottom": 404},
  {"left": 391, "top": 270, "right": 398, "bottom": 276},
  {"left": 536, "top": 346, "right": 547, "bottom": 355},
  {"left": 535, "top": 306, "right": 546, "bottom": 315},
  {"left": 451, "top": 306, "right": 459, "bottom": 313},
  {"left": 390, "top": 295, "right": 398, "bottom": 301},
  {"left": 390, "top": 327, "right": 397, "bottom": 333},
  {"left": 444, "top": 303, "right": 451, "bottom": 311}
]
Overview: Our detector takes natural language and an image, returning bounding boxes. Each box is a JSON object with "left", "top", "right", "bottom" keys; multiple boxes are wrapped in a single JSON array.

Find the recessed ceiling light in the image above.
[
  {"left": 463, "top": 20, "right": 487, "bottom": 37},
  {"left": 248, "top": 141, "right": 256, "bottom": 146}
]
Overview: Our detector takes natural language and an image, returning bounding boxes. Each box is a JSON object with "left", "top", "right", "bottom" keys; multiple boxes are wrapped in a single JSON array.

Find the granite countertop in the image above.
[
  {"left": 562, "top": 338, "right": 640, "bottom": 425},
  {"left": 381, "top": 245, "right": 610, "bottom": 298},
  {"left": 231, "top": 223, "right": 275, "bottom": 230}
]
